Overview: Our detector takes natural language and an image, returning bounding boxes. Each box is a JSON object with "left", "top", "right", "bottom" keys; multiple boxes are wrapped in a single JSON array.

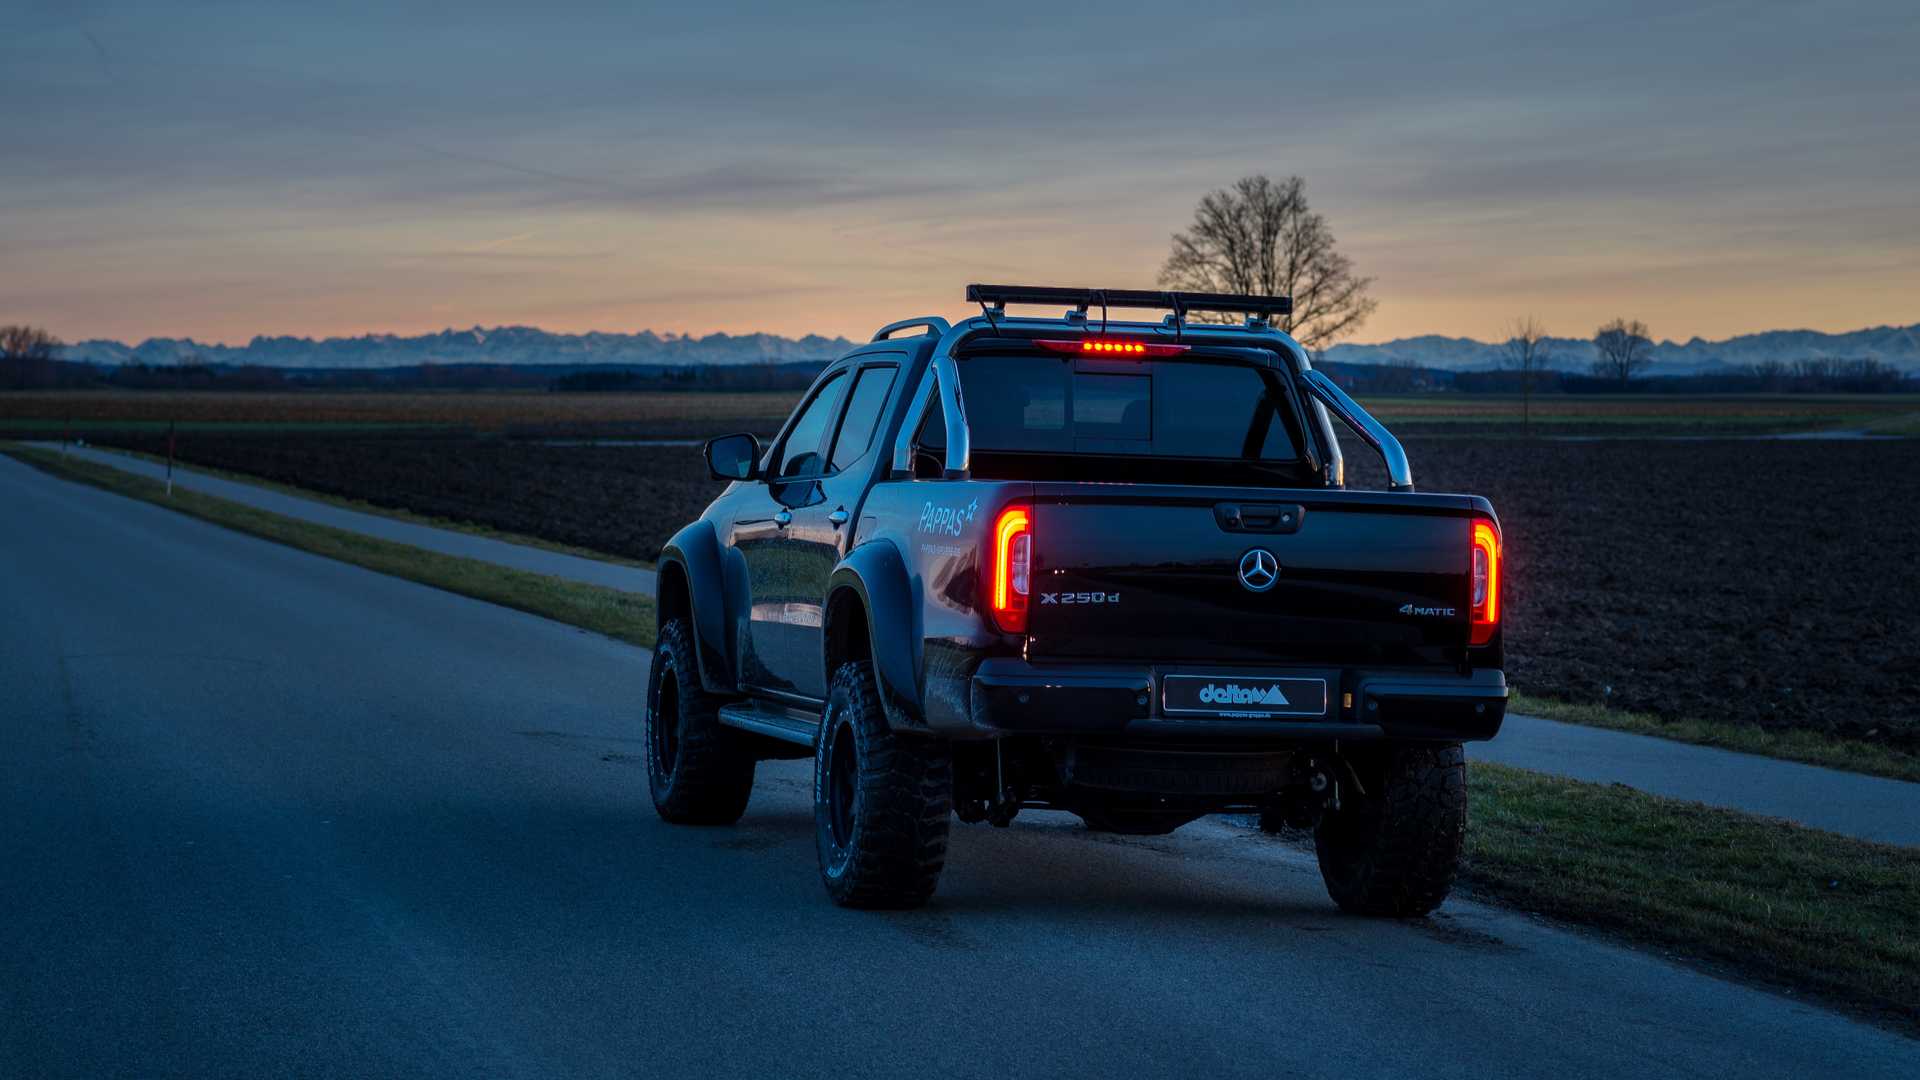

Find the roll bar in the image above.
[
  {"left": 1299, "top": 369, "right": 1414, "bottom": 491},
  {"left": 1280, "top": 343, "right": 1345, "bottom": 488},
  {"left": 885, "top": 312, "right": 1411, "bottom": 492},
  {"left": 889, "top": 321, "right": 974, "bottom": 479}
]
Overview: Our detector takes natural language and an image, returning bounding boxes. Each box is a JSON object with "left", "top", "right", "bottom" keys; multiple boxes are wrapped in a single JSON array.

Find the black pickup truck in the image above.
[{"left": 647, "top": 284, "right": 1505, "bottom": 914}]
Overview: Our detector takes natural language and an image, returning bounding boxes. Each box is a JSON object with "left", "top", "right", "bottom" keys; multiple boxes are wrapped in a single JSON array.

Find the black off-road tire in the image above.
[
  {"left": 1313, "top": 743, "right": 1466, "bottom": 917},
  {"left": 645, "top": 619, "right": 755, "bottom": 825},
  {"left": 814, "top": 660, "right": 952, "bottom": 908}
]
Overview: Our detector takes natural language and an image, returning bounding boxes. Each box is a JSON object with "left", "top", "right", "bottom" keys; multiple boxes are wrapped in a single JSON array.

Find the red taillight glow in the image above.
[
  {"left": 990, "top": 505, "right": 1032, "bottom": 633},
  {"left": 1034, "top": 338, "right": 1190, "bottom": 358},
  {"left": 1470, "top": 519, "right": 1501, "bottom": 646}
]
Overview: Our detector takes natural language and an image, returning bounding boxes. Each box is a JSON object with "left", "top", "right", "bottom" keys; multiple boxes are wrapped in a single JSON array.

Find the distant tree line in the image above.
[
  {"left": 1, "top": 349, "right": 829, "bottom": 393},
  {"left": 549, "top": 362, "right": 822, "bottom": 393},
  {"left": 1729, "top": 357, "right": 1910, "bottom": 393},
  {"left": 1320, "top": 357, "right": 1913, "bottom": 396},
  {"left": 1450, "top": 357, "right": 1911, "bottom": 394}
]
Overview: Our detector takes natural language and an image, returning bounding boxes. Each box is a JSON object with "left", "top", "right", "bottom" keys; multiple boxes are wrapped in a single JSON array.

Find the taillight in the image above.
[
  {"left": 1034, "top": 338, "right": 1191, "bottom": 358},
  {"left": 1470, "top": 519, "right": 1501, "bottom": 646},
  {"left": 990, "top": 505, "right": 1032, "bottom": 633}
]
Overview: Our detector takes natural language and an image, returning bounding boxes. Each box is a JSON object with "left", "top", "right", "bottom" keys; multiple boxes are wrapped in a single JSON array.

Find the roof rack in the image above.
[{"left": 965, "top": 283, "right": 1292, "bottom": 318}]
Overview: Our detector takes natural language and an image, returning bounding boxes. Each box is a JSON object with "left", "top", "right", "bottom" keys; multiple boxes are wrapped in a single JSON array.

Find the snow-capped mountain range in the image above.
[
  {"left": 54, "top": 321, "right": 1920, "bottom": 374},
  {"left": 1324, "top": 323, "right": 1920, "bottom": 375},
  {"left": 59, "top": 326, "right": 858, "bottom": 370}
]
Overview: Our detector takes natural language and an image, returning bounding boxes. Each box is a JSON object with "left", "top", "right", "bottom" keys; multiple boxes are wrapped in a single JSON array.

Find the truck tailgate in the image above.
[{"left": 1024, "top": 483, "right": 1487, "bottom": 667}]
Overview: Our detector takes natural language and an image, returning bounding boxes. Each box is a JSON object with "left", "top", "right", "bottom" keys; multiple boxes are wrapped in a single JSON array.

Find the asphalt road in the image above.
[{"left": 3, "top": 455, "right": 1914, "bottom": 1079}]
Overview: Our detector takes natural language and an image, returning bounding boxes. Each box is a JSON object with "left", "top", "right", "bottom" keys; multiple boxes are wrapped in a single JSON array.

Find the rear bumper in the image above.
[{"left": 966, "top": 660, "right": 1505, "bottom": 742}]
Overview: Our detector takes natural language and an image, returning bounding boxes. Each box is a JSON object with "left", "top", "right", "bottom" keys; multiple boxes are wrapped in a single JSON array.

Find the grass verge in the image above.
[
  {"left": 1511, "top": 692, "right": 1920, "bottom": 785},
  {"left": 77, "top": 442, "right": 651, "bottom": 568},
  {"left": 2, "top": 443, "right": 654, "bottom": 648},
  {"left": 1862, "top": 411, "right": 1920, "bottom": 437},
  {"left": 1464, "top": 762, "right": 1920, "bottom": 1031}
]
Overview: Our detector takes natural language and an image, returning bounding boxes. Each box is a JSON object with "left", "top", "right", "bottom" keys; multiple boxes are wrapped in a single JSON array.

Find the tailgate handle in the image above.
[{"left": 1215, "top": 502, "right": 1305, "bottom": 534}]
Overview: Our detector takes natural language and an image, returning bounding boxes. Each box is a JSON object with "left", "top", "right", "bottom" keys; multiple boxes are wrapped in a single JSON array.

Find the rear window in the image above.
[{"left": 955, "top": 353, "right": 1299, "bottom": 460}]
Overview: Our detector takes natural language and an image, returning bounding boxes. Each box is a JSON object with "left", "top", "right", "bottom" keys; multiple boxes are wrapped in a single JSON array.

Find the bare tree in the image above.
[
  {"left": 1159, "top": 175, "right": 1378, "bottom": 352},
  {"left": 1591, "top": 318, "right": 1652, "bottom": 386},
  {"left": 1, "top": 324, "right": 62, "bottom": 362},
  {"left": 1, "top": 325, "right": 64, "bottom": 389},
  {"left": 1502, "top": 316, "right": 1551, "bottom": 435}
]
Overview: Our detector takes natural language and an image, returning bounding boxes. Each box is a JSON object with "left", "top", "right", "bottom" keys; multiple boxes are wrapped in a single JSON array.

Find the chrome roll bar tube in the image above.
[
  {"left": 890, "top": 320, "right": 978, "bottom": 479},
  {"left": 1299, "top": 369, "right": 1414, "bottom": 491}
]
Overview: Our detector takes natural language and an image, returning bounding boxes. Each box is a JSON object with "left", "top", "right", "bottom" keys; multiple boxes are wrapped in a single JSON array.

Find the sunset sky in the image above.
[{"left": 3, "top": 0, "right": 1916, "bottom": 347}]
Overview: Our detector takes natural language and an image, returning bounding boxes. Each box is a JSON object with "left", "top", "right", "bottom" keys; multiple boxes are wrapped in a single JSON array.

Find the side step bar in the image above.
[{"left": 717, "top": 701, "right": 820, "bottom": 747}]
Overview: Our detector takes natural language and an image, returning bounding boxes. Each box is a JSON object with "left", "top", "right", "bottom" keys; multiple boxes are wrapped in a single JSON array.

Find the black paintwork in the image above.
[{"left": 659, "top": 314, "right": 1506, "bottom": 765}]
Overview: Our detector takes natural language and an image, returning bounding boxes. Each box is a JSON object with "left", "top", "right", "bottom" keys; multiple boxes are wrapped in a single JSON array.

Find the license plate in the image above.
[{"left": 1161, "top": 675, "right": 1329, "bottom": 718}]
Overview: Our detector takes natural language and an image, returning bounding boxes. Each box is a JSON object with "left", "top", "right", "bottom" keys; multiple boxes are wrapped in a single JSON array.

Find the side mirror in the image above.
[{"left": 704, "top": 432, "right": 761, "bottom": 481}]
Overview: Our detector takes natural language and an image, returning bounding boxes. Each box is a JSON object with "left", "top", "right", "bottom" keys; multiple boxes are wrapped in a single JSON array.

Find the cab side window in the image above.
[
  {"left": 773, "top": 371, "right": 848, "bottom": 479},
  {"left": 827, "top": 365, "right": 898, "bottom": 472}
]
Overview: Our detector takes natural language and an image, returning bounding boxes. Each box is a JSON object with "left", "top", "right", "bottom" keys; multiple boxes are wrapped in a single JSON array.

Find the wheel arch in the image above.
[
  {"left": 659, "top": 519, "right": 735, "bottom": 694},
  {"left": 825, "top": 540, "right": 924, "bottom": 729}
]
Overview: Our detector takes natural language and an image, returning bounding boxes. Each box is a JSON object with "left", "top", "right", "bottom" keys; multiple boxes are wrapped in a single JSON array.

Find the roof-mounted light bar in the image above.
[{"left": 966, "top": 283, "right": 1292, "bottom": 318}]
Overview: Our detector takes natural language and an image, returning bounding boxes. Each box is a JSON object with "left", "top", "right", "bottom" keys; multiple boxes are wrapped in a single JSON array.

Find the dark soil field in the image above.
[
  {"left": 1351, "top": 438, "right": 1920, "bottom": 752},
  {"left": 1355, "top": 393, "right": 1920, "bottom": 438},
  {"left": 78, "top": 407, "right": 1920, "bottom": 754},
  {"left": 0, "top": 389, "right": 798, "bottom": 438},
  {"left": 91, "top": 432, "right": 732, "bottom": 565}
]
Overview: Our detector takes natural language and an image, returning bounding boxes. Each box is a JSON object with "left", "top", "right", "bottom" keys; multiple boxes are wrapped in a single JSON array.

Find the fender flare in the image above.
[
  {"left": 658, "top": 519, "right": 736, "bottom": 694},
  {"left": 825, "top": 540, "right": 924, "bottom": 728}
]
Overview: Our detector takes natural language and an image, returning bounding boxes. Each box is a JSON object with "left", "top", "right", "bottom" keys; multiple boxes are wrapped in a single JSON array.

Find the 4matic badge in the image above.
[{"left": 1399, "top": 602, "right": 1458, "bottom": 617}]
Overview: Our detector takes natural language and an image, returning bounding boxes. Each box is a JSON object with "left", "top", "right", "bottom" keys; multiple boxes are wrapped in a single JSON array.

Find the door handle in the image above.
[
  {"left": 773, "top": 509, "right": 793, "bottom": 527},
  {"left": 827, "top": 507, "right": 849, "bottom": 527}
]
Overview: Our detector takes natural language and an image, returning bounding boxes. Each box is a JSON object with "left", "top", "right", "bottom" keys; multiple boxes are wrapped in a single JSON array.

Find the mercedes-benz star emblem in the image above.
[{"left": 1238, "top": 548, "right": 1280, "bottom": 592}]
